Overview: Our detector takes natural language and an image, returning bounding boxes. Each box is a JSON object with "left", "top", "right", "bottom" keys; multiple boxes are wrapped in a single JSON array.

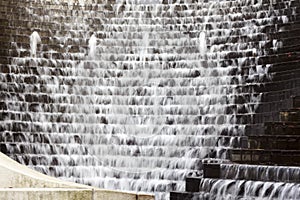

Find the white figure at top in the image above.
[{"left": 30, "top": 31, "right": 41, "bottom": 57}]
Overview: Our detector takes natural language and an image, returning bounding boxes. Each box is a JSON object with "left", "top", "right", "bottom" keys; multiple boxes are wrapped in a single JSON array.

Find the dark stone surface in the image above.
[
  {"left": 248, "top": 135, "right": 300, "bottom": 150},
  {"left": 170, "top": 191, "right": 209, "bottom": 200},
  {"left": 186, "top": 177, "right": 202, "bottom": 192},
  {"left": 265, "top": 122, "right": 300, "bottom": 135},
  {"left": 229, "top": 149, "right": 300, "bottom": 166},
  {"left": 203, "top": 164, "right": 220, "bottom": 179},
  {"left": 293, "top": 96, "right": 300, "bottom": 108}
]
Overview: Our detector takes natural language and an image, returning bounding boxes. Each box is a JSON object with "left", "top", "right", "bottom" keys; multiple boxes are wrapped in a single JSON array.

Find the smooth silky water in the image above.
[{"left": 1, "top": 0, "right": 297, "bottom": 199}]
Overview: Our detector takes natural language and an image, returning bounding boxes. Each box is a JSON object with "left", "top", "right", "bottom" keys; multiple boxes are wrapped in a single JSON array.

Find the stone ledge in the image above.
[
  {"left": 229, "top": 148, "right": 300, "bottom": 166},
  {"left": 0, "top": 152, "right": 154, "bottom": 200}
]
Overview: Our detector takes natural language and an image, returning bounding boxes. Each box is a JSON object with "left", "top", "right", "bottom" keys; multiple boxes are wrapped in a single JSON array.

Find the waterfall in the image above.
[
  {"left": 206, "top": 179, "right": 300, "bottom": 200},
  {"left": 220, "top": 164, "right": 300, "bottom": 183},
  {"left": 0, "top": 0, "right": 297, "bottom": 199}
]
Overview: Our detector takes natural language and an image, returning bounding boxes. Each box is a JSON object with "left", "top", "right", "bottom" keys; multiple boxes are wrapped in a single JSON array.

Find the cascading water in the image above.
[
  {"left": 0, "top": 0, "right": 298, "bottom": 199},
  {"left": 205, "top": 178, "right": 300, "bottom": 200},
  {"left": 221, "top": 164, "right": 300, "bottom": 183}
]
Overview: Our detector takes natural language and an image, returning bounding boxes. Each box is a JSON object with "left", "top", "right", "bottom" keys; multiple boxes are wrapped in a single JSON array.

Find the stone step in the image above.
[
  {"left": 1, "top": 0, "right": 299, "bottom": 199},
  {"left": 260, "top": 90, "right": 300, "bottom": 109},
  {"left": 259, "top": 19, "right": 300, "bottom": 34},
  {"left": 251, "top": 112, "right": 280, "bottom": 124},
  {"left": 277, "top": 43, "right": 300, "bottom": 54},
  {"left": 0, "top": 63, "right": 250, "bottom": 79},
  {"left": 9, "top": 154, "right": 203, "bottom": 170},
  {"left": 8, "top": 153, "right": 100, "bottom": 166},
  {"left": 0, "top": 101, "right": 256, "bottom": 117},
  {"left": 0, "top": 74, "right": 272, "bottom": 91},
  {"left": 1, "top": 1, "right": 296, "bottom": 16},
  {"left": 0, "top": 108, "right": 255, "bottom": 124},
  {"left": 280, "top": 36, "right": 300, "bottom": 49},
  {"left": 280, "top": 108, "right": 300, "bottom": 122},
  {"left": 1, "top": 27, "right": 297, "bottom": 50},
  {"left": 1, "top": 56, "right": 296, "bottom": 77},
  {"left": 1, "top": 55, "right": 296, "bottom": 77},
  {"left": 270, "top": 28, "right": 300, "bottom": 39},
  {"left": 0, "top": 113, "right": 256, "bottom": 127},
  {"left": 292, "top": 96, "right": 300, "bottom": 108},
  {"left": 2, "top": 11, "right": 295, "bottom": 29},
  {"left": 250, "top": 78, "right": 300, "bottom": 94},
  {"left": 1, "top": 18, "right": 297, "bottom": 38},
  {"left": 170, "top": 191, "right": 209, "bottom": 200},
  {"left": 0, "top": 91, "right": 263, "bottom": 106},
  {"left": 197, "top": 178, "right": 300, "bottom": 199},
  {"left": 268, "top": 67, "right": 300, "bottom": 83},
  {"left": 99, "top": 15, "right": 294, "bottom": 27},
  {"left": 203, "top": 162, "right": 300, "bottom": 183},
  {"left": 0, "top": 122, "right": 254, "bottom": 138},
  {"left": 185, "top": 177, "right": 203, "bottom": 192},
  {"left": 30, "top": 165, "right": 200, "bottom": 181},
  {"left": 219, "top": 163, "right": 300, "bottom": 183},
  {"left": 229, "top": 148, "right": 300, "bottom": 166},
  {"left": 266, "top": 59, "right": 300, "bottom": 74},
  {"left": 265, "top": 121, "right": 300, "bottom": 135},
  {"left": 254, "top": 99, "right": 293, "bottom": 114},
  {"left": 0, "top": 142, "right": 221, "bottom": 158},
  {"left": 0, "top": 44, "right": 272, "bottom": 59},
  {"left": 62, "top": 176, "right": 183, "bottom": 193},
  {"left": 0, "top": 60, "right": 274, "bottom": 75},
  {"left": 0, "top": 97, "right": 258, "bottom": 111},
  {"left": 0, "top": 84, "right": 265, "bottom": 100},
  {"left": 0, "top": 0, "right": 293, "bottom": 5},
  {"left": 0, "top": 50, "right": 297, "bottom": 70},
  {"left": 248, "top": 135, "right": 300, "bottom": 150},
  {"left": 2, "top": 41, "right": 294, "bottom": 62},
  {"left": 0, "top": 120, "right": 246, "bottom": 136},
  {"left": 257, "top": 52, "right": 300, "bottom": 65},
  {"left": 0, "top": 132, "right": 247, "bottom": 147},
  {"left": 0, "top": 71, "right": 262, "bottom": 87}
]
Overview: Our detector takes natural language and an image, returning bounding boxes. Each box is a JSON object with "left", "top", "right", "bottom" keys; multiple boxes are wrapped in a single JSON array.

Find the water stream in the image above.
[{"left": 1, "top": 0, "right": 296, "bottom": 199}]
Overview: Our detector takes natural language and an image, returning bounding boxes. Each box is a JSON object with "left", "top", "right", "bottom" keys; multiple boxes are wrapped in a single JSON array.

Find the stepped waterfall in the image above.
[{"left": 0, "top": 0, "right": 298, "bottom": 199}]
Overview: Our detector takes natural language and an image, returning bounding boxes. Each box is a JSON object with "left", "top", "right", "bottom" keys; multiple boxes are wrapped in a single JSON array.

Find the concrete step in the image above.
[
  {"left": 0, "top": 152, "right": 154, "bottom": 200},
  {"left": 0, "top": 188, "right": 93, "bottom": 200}
]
